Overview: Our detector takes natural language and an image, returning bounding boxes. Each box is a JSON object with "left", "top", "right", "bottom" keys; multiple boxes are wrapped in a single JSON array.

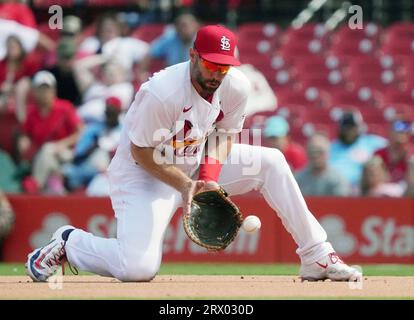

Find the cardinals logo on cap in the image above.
[{"left": 220, "top": 36, "right": 231, "bottom": 51}]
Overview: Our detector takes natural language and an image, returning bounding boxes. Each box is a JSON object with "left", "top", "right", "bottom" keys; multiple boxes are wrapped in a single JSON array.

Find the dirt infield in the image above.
[{"left": 0, "top": 275, "right": 413, "bottom": 299}]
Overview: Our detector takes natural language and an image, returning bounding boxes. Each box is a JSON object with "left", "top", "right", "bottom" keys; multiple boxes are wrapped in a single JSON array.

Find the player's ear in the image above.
[{"left": 189, "top": 48, "right": 197, "bottom": 63}]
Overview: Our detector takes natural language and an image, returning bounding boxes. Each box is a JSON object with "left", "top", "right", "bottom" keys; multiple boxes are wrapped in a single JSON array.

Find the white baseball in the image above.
[{"left": 242, "top": 215, "right": 261, "bottom": 233}]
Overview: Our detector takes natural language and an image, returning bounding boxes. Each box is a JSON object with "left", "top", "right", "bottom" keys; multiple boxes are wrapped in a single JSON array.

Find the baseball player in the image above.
[{"left": 27, "top": 25, "right": 361, "bottom": 282}]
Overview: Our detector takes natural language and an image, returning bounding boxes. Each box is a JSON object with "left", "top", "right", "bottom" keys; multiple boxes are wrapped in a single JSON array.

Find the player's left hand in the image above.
[
  {"left": 197, "top": 181, "right": 221, "bottom": 193},
  {"left": 181, "top": 180, "right": 206, "bottom": 216}
]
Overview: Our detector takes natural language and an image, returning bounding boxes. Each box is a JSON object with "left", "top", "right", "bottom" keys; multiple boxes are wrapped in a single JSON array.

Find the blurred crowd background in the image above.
[{"left": 1, "top": 0, "right": 414, "bottom": 199}]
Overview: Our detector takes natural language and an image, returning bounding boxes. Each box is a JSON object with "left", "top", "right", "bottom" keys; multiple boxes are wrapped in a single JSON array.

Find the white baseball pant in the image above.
[{"left": 65, "top": 144, "right": 333, "bottom": 281}]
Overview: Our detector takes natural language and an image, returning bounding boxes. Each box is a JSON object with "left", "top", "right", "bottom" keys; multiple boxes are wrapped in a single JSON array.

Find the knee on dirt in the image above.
[{"left": 116, "top": 254, "right": 160, "bottom": 282}]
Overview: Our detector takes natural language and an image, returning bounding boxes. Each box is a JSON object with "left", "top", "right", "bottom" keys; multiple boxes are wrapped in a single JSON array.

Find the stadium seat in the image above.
[
  {"left": 334, "top": 22, "right": 382, "bottom": 42},
  {"left": 276, "top": 87, "right": 329, "bottom": 109},
  {"left": 278, "top": 38, "right": 326, "bottom": 59},
  {"left": 0, "top": 111, "right": 20, "bottom": 154},
  {"left": 330, "top": 37, "right": 377, "bottom": 57},
  {"left": 240, "top": 54, "right": 272, "bottom": 74},
  {"left": 131, "top": 23, "right": 167, "bottom": 43},
  {"left": 295, "top": 69, "right": 346, "bottom": 91},
  {"left": 382, "top": 103, "right": 414, "bottom": 121},
  {"left": 87, "top": 0, "right": 131, "bottom": 6},
  {"left": 266, "top": 69, "right": 297, "bottom": 90},
  {"left": 283, "top": 23, "right": 330, "bottom": 41},
  {"left": 327, "top": 87, "right": 384, "bottom": 109},
  {"left": 383, "top": 22, "right": 414, "bottom": 42},
  {"left": 243, "top": 110, "right": 277, "bottom": 130},
  {"left": 276, "top": 104, "right": 311, "bottom": 128},
  {"left": 292, "top": 56, "right": 341, "bottom": 73},
  {"left": 237, "top": 23, "right": 280, "bottom": 61},
  {"left": 366, "top": 123, "right": 390, "bottom": 137},
  {"left": 237, "top": 22, "right": 280, "bottom": 40},
  {"left": 33, "top": 0, "right": 74, "bottom": 8},
  {"left": 300, "top": 122, "right": 338, "bottom": 140},
  {"left": 382, "top": 88, "right": 414, "bottom": 106},
  {"left": 382, "top": 37, "right": 414, "bottom": 56},
  {"left": 37, "top": 22, "right": 61, "bottom": 41}
]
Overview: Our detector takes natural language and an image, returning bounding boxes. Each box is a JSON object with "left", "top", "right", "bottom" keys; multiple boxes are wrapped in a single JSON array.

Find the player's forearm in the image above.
[
  {"left": 205, "top": 132, "right": 235, "bottom": 163},
  {"left": 198, "top": 132, "right": 234, "bottom": 183},
  {"left": 130, "top": 143, "right": 192, "bottom": 191}
]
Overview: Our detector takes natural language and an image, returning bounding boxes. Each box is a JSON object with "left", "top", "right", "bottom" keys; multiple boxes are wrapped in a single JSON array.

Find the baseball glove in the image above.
[{"left": 183, "top": 187, "right": 243, "bottom": 251}]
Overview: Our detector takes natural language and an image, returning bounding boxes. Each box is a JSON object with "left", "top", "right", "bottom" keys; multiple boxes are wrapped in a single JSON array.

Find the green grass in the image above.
[{"left": 1, "top": 263, "right": 413, "bottom": 276}]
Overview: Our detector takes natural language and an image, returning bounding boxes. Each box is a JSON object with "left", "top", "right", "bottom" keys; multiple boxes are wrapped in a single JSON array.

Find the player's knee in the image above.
[{"left": 117, "top": 258, "right": 159, "bottom": 282}]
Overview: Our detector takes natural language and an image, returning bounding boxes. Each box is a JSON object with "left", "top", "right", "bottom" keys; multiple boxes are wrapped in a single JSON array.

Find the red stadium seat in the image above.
[
  {"left": 0, "top": 111, "right": 20, "bottom": 154},
  {"left": 266, "top": 69, "right": 296, "bottom": 89},
  {"left": 382, "top": 88, "right": 414, "bottom": 106},
  {"left": 330, "top": 37, "right": 377, "bottom": 57},
  {"left": 237, "top": 23, "right": 280, "bottom": 61},
  {"left": 131, "top": 23, "right": 167, "bottom": 43},
  {"left": 243, "top": 110, "right": 277, "bottom": 130},
  {"left": 327, "top": 87, "right": 384, "bottom": 109},
  {"left": 87, "top": 0, "right": 131, "bottom": 6},
  {"left": 335, "top": 22, "right": 382, "bottom": 41},
  {"left": 240, "top": 54, "right": 272, "bottom": 73},
  {"left": 382, "top": 103, "right": 414, "bottom": 121},
  {"left": 37, "top": 22, "right": 61, "bottom": 41},
  {"left": 33, "top": 0, "right": 74, "bottom": 8},
  {"left": 382, "top": 37, "right": 414, "bottom": 56},
  {"left": 278, "top": 38, "right": 326, "bottom": 59},
  {"left": 237, "top": 22, "right": 280, "bottom": 40},
  {"left": 284, "top": 23, "right": 330, "bottom": 41},
  {"left": 300, "top": 122, "right": 337, "bottom": 140},
  {"left": 276, "top": 87, "right": 329, "bottom": 109},
  {"left": 384, "top": 22, "right": 414, "bottom": 42},
  {"left": 295, "top": 69, "right": 346, "bottom": 91}
]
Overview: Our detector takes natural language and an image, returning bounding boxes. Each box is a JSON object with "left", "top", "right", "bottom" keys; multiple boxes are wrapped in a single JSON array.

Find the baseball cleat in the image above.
[
  {"left": 26, "top": 225, "right": 75, "bottom": 282},
  {"left": 299, "top": 252, "right": 362, "bottom": 282}
]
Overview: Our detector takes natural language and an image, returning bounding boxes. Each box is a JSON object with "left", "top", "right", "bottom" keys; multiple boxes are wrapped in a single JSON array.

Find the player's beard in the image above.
[
  {"left": 196, "top": 74, "right": 221, "bottom": 95},
  {"left": 194, "top": 62, "right": 221, "bottom": 95}
]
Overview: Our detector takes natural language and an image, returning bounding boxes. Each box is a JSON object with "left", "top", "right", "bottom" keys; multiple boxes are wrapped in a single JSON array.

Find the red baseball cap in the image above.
[
  {"left": 105, "top": 96, "right": 122, "bottom": 111},
  {"left": 194, "top": 25, "right": 240, "bottom": 66}
]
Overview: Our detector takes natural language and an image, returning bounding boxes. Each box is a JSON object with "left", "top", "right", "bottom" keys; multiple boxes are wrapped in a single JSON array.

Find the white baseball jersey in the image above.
[{"left": 109, "top": 61, "right": 251, "bottom": 177}]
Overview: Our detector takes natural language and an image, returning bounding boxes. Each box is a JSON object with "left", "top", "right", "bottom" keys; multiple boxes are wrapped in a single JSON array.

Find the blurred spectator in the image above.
[
  {"left": 329, "top": 110, "right": 387, "bottom": 190},
  {"left": 74, "top": 54, "right": 134, "bottom": 122},
  {"left": 295, "top": 133, "right": 351, "bottom": 196},
  {"left": 79, "top": 13, "right": 121, "bottom": 55},
  {"left": 62, "top": 96, "right": 122, "bottom": 191},
  {"left": 360, "top": 156, "right": 404, "bottom": 197},
  {"left": 17, "top": 71, "right": 82, "bottom": 194},
  {"left": 403, "top": 156, "right": 414, "bottom": 196},
  {"left": 139, "top": 12, "right": 199, "bottom": 80},
  {"left": 0, "top": 18, "right": 55, "bottom": 61},
  {"left": 0, "top": 0, "right": 36, "bottom": 28},
  {"left": 79, "top": 12, "right": 149, "bottom": 72},
  {"left": 0, "top": 35, "right": 40, "bottom": 119},
  {"left": 0, "top": 148, "right": 20, "bottom": 193},
  {"left": 373, "top": 119, "right": 414, "bottom": 184},
  {"left": 264, "top": 115, "right": 307, "bottom": 171},
  {"left": 99, "top": 34, "right": 149, "bottom": 72},
  {"left": 0, "top": 189, "right": 15, "bottom": 261},
  {"left": 47, "top": 38, "right": 82, "bottom": 106},
  {"left": 237, "top": 63, "right": 277, "bottom": 116},
  {"left": 62, "top": 15, "right": 82, "bottom": 42}
]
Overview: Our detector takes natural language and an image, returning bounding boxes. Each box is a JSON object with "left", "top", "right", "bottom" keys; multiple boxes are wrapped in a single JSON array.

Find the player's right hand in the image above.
[{"left": 181, "top": 180, "right": 205, "bottom": 216}]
